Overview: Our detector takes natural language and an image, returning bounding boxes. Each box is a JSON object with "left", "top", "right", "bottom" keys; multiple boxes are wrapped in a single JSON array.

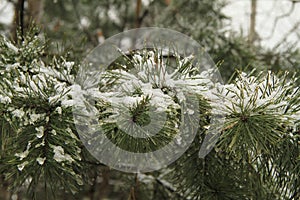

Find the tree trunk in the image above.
[
  {"left": 27, "top": 0, "right": 44, "bottom": 24},
  {"left": 249, "top": 0, "right": 257, "bottom": 44},
  {"left": 11, "top": 0, "right": 44, "bottom": 42}
]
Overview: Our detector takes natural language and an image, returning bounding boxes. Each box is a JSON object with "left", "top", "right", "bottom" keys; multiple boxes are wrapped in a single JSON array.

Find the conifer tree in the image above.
[
  {"left": 0, "top": 0, "right": 299, "bottom": 199},
  {"left": 0, "top": 26, "right": 299, "bottom": 199}
]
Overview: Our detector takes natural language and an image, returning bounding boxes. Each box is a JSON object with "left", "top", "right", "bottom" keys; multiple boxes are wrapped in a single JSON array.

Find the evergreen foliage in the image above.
[
  {"left": 0, "top": 0, "right": 299, "bottom": 199},
  {"left": 0, "top": 27, "right": 299, "bottom": 199},
  {"left": 0, "top": 29, "right": 84, "bottom": 199}
]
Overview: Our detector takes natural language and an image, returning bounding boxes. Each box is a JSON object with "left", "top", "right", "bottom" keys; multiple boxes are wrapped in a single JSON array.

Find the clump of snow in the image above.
[
  {"left": 5, "top": 63, "right": 19, "bottom": 72},
  {"left": 11, "top": 108, "right": 25, "bottom": 118},
  {"left": 66, "top": 127, "right": 77, "bottom": 139},
  {"left": 61, "top": 84, "right": 86, "bottom": 107},
  {"left": 61, "top": 99, "right": 75, "bottom": 107},
  {"left": 35, "top": 126, "right": 44, "bottom": 138},
  {"left": 15, "top": 142, "right": 31, "bottom": 160},
  {"left": 29, "top": 80, "right": 39, "bottom": 92},
  {"left": 36, "top": 157, "right": 46, "bottom": 165},
  {"left": 35, "top": 140, "right": 45, "bottom": 148},
  {"left": 17, "top": 161, "right": 29, "bottom": 171},
  {"left": 137, "top": 173, "right": 155, "bottom": 184},
  {"left": 55, "top": 107, "right": 62, "bottom": 115},
  {"left": 51, "top": 145, "right": 74, "bottom": 163},
  {"left": 5, "top": 39, "right": 18, "bottom": 52},
  {"left": 30, "top": 113, "right": 46, "bottom": 124},
  {"left": 51, "top": 129, "right": 57, "bottom": 135},
  {"left": 48, "top": 95, "right": 60, "bottom": 105}
]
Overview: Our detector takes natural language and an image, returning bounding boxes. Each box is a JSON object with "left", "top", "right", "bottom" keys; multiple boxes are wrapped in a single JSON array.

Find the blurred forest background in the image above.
[
  {"left": 0, "top": 0, "right": 299, "bottom": 199},
  {"left": 0, "top": 0, "right": 299, "bottom": 79}
]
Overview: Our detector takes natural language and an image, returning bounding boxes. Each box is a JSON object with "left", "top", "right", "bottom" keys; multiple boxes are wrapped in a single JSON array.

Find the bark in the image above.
[
  {"left": 135, "top": 0, "right": 142, "bottom": 28},
  {"left": 27, "top": 0, "right": 44, "bottom": 24},
  {"left": 11, "top": 0, "right": 44, "bottom": 42},
  {"left": 249, "top": 0, "right": 257, "bottom": 44},
  {"left": 11, "top": 0, "right": 24, "bottom": 41}
]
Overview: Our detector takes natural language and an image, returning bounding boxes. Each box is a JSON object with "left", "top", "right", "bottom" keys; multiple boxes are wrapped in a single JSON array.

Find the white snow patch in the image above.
[
  {"left": 52, "top": 145, "right": 74, "bottom": 163},
  {"left": 0, "top": 95, "right": 11, "bottom": 104},
  {"left": 30, "top": 113, "right": 45, "bottom": 124},
  {"left": 15, "top": 142, "right": 31, "bottom": 160},
  {"left": 11, "top": 108, "right": 25, "bottom": 118},
  {"left": 35, "top": 126, "right": 44, "bottom": 138},
  {"left": 17, "top": 161, "right": 29, "bottom": 171},
  {"left": 36, "top": 157, "right": 46, "bottom": 165},
  {"left": 56, "top": 106, "right": 62, "bottom": 115}
]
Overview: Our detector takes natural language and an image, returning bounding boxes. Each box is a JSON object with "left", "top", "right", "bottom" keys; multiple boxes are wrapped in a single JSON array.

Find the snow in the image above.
[
  {"left": 36, "top": 157, "right": 46, "bottom": 165},
  {"left": 51, "top": 129, "right": 57, "bottom": 135},
  {"left": 6, "top": 40, "right": 18, "bottom": 52},
  {"left": 30, "top": 113, "right": 46, "bottom": 124},
  {"left": 52, "top": 145, "right": 74, "bottom": 163},
  {"left": 213, "top": 72, "right": 299, "bottom": 126},
  {"left": 17, "top": 161, "right": 29, "bottom": 171},
  {"left": 187, "top": 108, "right": 194, "bottom": 115},
  {"left": 62, "top": 84, "right": 86, "bottom": 107},
  {"left": 100, "top": 51, "right": 213, "bottom": 110},
  {"left": 15, "top": 150, "right": 29, "bottom": 161},
  {"left": 137, "top": 173, "right": 155, "bottom": 184},
  {"left": 11, "top": 109, "right": 25, "bottom": 118},
  {"left": 0, "top": 1, "right": 14, "bottom": 25},
  {"left": 175, "top": 134, "right": 182, "bottom": 145},
  {"left": 55, "top": 106, "right": 62, "bottom": 115},
  {"left": 0, "top": 95, "right": 11, "bottom": 104},
  {"left": 48, "top": 94, "right": 61, "bottom": 105},
  {"left": 61, "top": 99, "right": 75, "bottom": 107},
  {"left": 66, "top": 127, "right": 78, "bottom": 139},
  {"left": 32, "top": 74, "right": 47, "bottom": 89},
  {"left": 64, "top": 61, "right": 74, "bottom": 73},
  {"left": 15, "top": 142, "right": 31, "bottom": 160},
  {"left": 122, "top": 96, "right": 144, "bottom": 106},
  {"left": 5, "top": 63, "right": 19, "bottom": 72},
  {"left": 29, "top": 80, "right": 38, "bottom": 92},
  {"left": 142, "top": 0, "right": 152, "bottom": 7},
  {"left": 35, "top": 126, "right": 44, "bottom": 138},
  {"left": 35, "top": 140, "right": 45, "bottom": 148},
  {"left": 19, "top": 73, "right": 27, "bottom": 84}
]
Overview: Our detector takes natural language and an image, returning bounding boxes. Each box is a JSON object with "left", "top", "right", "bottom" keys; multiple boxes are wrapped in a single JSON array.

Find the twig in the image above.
[
  {"left": 273, "top": 20, "right": 300, "bottom": 50},
  {"left": 262, "top": 1, "right": 296, "bottom": 40},
  {"left": 18, "top": 0, "right": 25, "bottom": 41}
]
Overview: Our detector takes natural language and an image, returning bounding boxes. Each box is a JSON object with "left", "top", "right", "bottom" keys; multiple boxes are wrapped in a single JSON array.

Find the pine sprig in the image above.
[
  {"left": 0, "top": 30, "right": 84, "bottom": 199},
  {"left": 87, "top": 49, "right": 213, "bottom": 155}
]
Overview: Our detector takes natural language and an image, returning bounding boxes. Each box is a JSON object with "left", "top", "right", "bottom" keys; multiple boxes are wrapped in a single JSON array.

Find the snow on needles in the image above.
[
  {"left": 213, "top": 71, "right": 300, "bottom": 129},
  {"left": 51, "top": 145, "right": 75, "bottom": 163},
  {"left": 96, "top": 50, "right": 214, "bottom": 116}
]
